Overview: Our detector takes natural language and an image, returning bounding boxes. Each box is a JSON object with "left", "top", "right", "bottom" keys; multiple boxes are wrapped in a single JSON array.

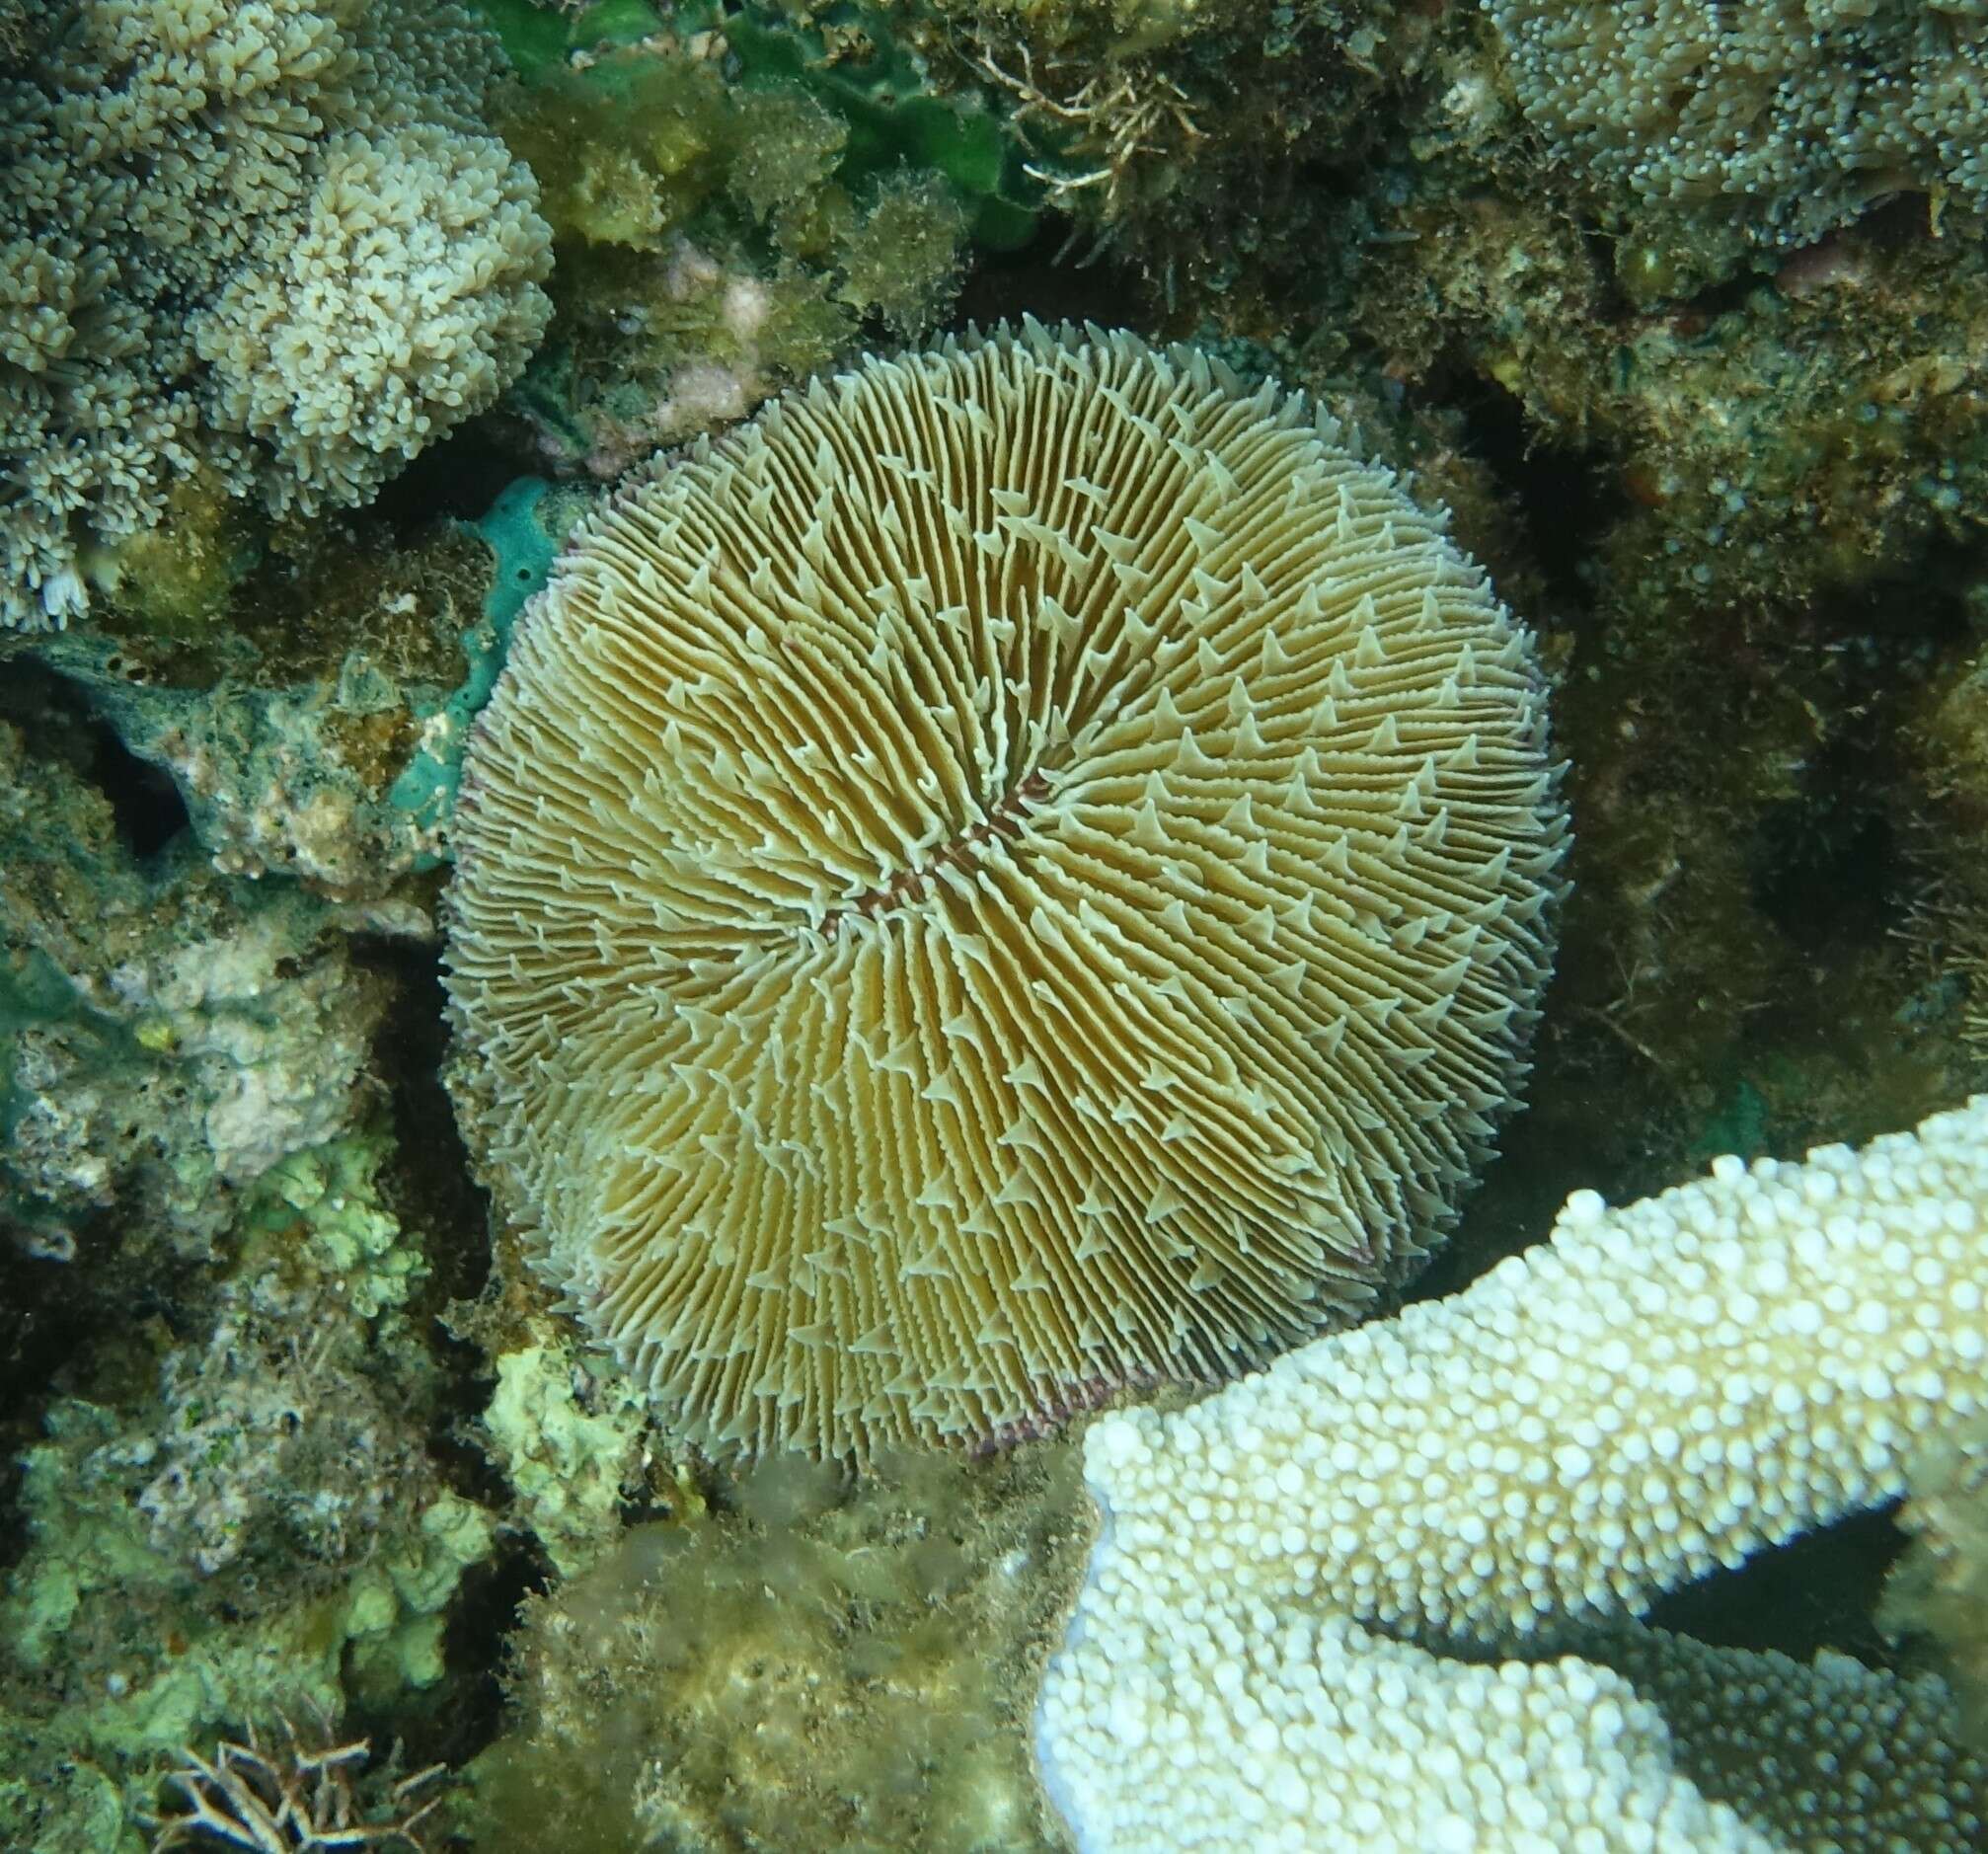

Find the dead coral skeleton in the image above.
[
  {"left": 969, "top": 38, "right": 1204, "bottom": 235},
  {"left": 149, "top": 1718, "right": 446, "bottom": 1852}
]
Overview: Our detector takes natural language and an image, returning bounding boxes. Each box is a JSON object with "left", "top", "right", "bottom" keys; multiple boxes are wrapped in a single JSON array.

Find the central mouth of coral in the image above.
[{"left": 825, "top": 767, "right": 1050, "bottom": 934}]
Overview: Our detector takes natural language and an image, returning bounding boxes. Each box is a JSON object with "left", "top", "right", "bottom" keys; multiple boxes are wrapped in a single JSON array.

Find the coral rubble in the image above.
[
  {"left": 0, "top": 719, "right": 388, "bottom": 1258},
  {"left": 0, "top": 1113, "right": 492, "bottom": 1850}
]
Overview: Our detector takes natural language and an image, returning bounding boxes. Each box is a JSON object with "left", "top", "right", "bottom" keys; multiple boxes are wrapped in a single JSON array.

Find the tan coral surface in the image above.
[{"left": 444, "top": 321, "right": 1566, "bottom": 1458}]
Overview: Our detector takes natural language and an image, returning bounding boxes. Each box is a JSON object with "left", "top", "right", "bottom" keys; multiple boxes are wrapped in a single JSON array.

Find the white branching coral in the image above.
[
  {"left": 0, "top": 0, "right": 553, "bottom": 630},
  {"left": 1035, "top": 1098, "right": 1988, "bottom": 1850}
]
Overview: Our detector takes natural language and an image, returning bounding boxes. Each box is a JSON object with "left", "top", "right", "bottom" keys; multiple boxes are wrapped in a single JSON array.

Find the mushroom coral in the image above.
[{"left": 442, "top": 321, "right": 1567, "bottom": 1458}]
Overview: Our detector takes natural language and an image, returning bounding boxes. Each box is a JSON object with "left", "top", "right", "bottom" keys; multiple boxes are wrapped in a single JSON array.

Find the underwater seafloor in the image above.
[{"left": 5, "top": 1, "right": 1988, "bottom": 1849}]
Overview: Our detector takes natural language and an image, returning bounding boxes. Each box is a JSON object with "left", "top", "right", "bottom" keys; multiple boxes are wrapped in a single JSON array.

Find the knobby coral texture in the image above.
[
  {"left": 0, "top": 0, "right": 553, "bottom": 632},
  {"left": 1486, "top": 0, "right": 1988, "bottom": 263},
  {"left": 1036, "top": 1099, "right": 1988, "bottom": 1851},
  {"left": 443, "top": 320, "right": 1568, "bottom": 1459}
]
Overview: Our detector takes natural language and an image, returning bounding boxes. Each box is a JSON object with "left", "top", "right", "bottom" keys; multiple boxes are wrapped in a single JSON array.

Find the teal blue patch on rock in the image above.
[{"left": 388, "top": 478, "right": 562, "bottom": 857}]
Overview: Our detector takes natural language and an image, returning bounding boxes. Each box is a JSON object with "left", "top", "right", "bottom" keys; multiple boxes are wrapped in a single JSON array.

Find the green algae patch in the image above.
[
  {"left": 239, "top": 1130, "right": 427, "bottom": 1320},
  {"left": 458, "top": 1443, "right": 1090, "bottom": 1852},
  {"left": 482, "top": 1, "right": 1034, "bottom": 471},
  {"left": 483, "top": 1340, "right": 651, "bottom": 1580},
  {"left": 469, "top": 0, "right": 584, "bottom": 78},
  {"left": 713, "top": 0, "right": 1037, "bottom": 251},
  {"left": 475, "top": 0, "right": 1035, "bottom": 246},
  {"left": 473, "top": 0, "right": 673, "bottom": 80}
]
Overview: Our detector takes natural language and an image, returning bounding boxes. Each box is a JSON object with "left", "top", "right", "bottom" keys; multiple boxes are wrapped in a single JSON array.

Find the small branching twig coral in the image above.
[
  {"left": 149, "top": 1715, "right": 446, "bottom": 1853},
  {"left": 968, "top": 37, "right": 1204, "bottom": 233}
]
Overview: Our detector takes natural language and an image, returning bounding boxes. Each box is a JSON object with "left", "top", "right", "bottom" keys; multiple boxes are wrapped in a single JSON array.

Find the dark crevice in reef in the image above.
[
  {"left": 1742, "top": 559, "right": 1964, "bottom": 955},
  {"left": 1, "top": 658, "right": 191, "bottom": 864},
  {"left": 1774, "top": 542, "right": 1978, "bottom": 667},
  {"left": 351, "top": 935, "right": 490, "bottom": 1306},
  {"left": 0, "top": 1246, "right": 98, "bottom": 1571},
  {"left": 371, "top": 419, "right": 534, "bottom": 532},
  {"left": 1644, "top": 1503, "right": 1906, "bottom": 1669},
  {"left": 87, "top": 715, "right": 191, "bottom": 862},
  {"left": 346, "top": 936, "right": 506, "bottom": 1516},
  {"left": 1446, "top": 374, "right": 1625, "bottom": 614},
  {"left": 1748, "top": 747, "right": 1902, "bottom": 954},
  {"left": 344, "top": 935, "right": 524, "bottom": 1787},
  {"left": 1735, "top": 554, "right": 1973, "bottom": 961},
  {"left": 1665, "top": 265, "right": 1760, "bottom": 330},
  {"left": 950, "top": 219, "right": 1159, "bottom": 336},
  {"left": 346, "top": 1531, "right": 547, "bottom": 1778}
]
